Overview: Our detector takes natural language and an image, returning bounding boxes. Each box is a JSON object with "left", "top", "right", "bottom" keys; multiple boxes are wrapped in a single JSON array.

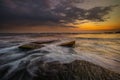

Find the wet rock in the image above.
[
  {"left": 28, "top": 60, "right": 120, "bottom": 80},
  {"left": 32, "top": 40, "right": 57, "bottom": 44},
  {"left": 18, "top": 40, "right": 57, "bottom": 50},
  {"left": 0, "top": 59, "right": 120, "bottom": 80},
  {"left": 32, "top": 60, "right": 120, "bottom": 80},
  {"left": 19, "top": 43, "right": 44, "bottom": 50},
  {"left": 59, "top": 41, "right": 75, "bottom": 47}
]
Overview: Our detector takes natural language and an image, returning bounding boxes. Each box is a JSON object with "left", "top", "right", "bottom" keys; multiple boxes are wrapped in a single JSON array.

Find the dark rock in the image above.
[
  {"left": 1, "top": 60, "right": 120, "bottom": 80},
  {"left": 32, "top": 40, "right": 57, "bottom": 44},
  {"left": 18, "top": 40, "right": 58, "bottom": 50},
  {"left": 59, "top": 41, "right": 75, "bottom": 47},
  {"left": 19, "top": 43, "right": 44, "bottom": 50},
  {"left": 27, "top": 60, "right": 120, "bottom": 80}
]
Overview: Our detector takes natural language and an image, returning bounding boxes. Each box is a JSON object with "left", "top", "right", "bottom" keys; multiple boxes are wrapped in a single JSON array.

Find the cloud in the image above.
[{"left": 0, "top": 0, "right": 118, "bottom": 28}]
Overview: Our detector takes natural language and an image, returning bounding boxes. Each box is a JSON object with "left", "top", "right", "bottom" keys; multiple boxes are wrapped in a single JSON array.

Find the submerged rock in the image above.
[
  {"left": 19, "top": 40, "right": 75, "bottom": 50},
  {"left": 58, "top": 41, "right": 75, "bottom": 47}
]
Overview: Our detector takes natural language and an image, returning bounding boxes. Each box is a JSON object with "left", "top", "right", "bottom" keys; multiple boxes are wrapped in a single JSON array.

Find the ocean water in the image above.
[{"left": 0, "top": 33, "right": 120, "bottom": 79}]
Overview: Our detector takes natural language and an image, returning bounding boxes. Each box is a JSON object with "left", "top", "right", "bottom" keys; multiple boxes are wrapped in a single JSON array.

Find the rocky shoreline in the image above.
[{"left": 0, "top": 40, "right": 120, "bottom": 80}]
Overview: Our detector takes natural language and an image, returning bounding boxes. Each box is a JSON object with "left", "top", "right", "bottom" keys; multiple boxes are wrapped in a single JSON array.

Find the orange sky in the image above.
[
  {"left": 0, "top": 0, "right": 120, "bottom": 33},
  {"left": 68, "top": 6, "right": 120, "bottom": 32},
  {"left": 3, "top": 6, "right": 119, "bottom": 33}
]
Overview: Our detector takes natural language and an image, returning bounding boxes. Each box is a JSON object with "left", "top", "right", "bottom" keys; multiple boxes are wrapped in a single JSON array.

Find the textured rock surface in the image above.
[{"left": 0, "top": 60, "right": 120, "bottom": 80}]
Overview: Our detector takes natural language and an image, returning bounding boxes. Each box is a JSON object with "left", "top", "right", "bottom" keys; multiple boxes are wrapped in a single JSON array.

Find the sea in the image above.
[{"left": 0, "top": 33, "right": 120, "bottom": 79}]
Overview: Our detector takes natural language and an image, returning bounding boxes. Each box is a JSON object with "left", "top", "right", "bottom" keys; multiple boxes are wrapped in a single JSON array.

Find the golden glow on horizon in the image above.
[
  {"left": 71, "top": 6, "right": 120, "bottom": 31},
  {"left": 0, "top": 0, "right": 120, "bottom": 33},
  {"left": 74, "top": 21, "right": 120, "bottom": 31},
  {"left": 1, "top": 6, "right": 119, "bottom": 33}
]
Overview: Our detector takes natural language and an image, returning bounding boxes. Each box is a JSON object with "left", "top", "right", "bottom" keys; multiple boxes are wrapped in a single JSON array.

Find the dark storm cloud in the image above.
[
  {"left": 85, "top": 5, "right": 118, "bottom": 22},
  {"left": 0, "top": 0, "right": 117, "bottom": 27}
]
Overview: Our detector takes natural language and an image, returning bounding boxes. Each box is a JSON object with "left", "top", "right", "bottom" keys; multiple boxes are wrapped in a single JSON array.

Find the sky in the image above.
[{"left": 0, "top": 0, "right": 120, "bottom": 33}]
